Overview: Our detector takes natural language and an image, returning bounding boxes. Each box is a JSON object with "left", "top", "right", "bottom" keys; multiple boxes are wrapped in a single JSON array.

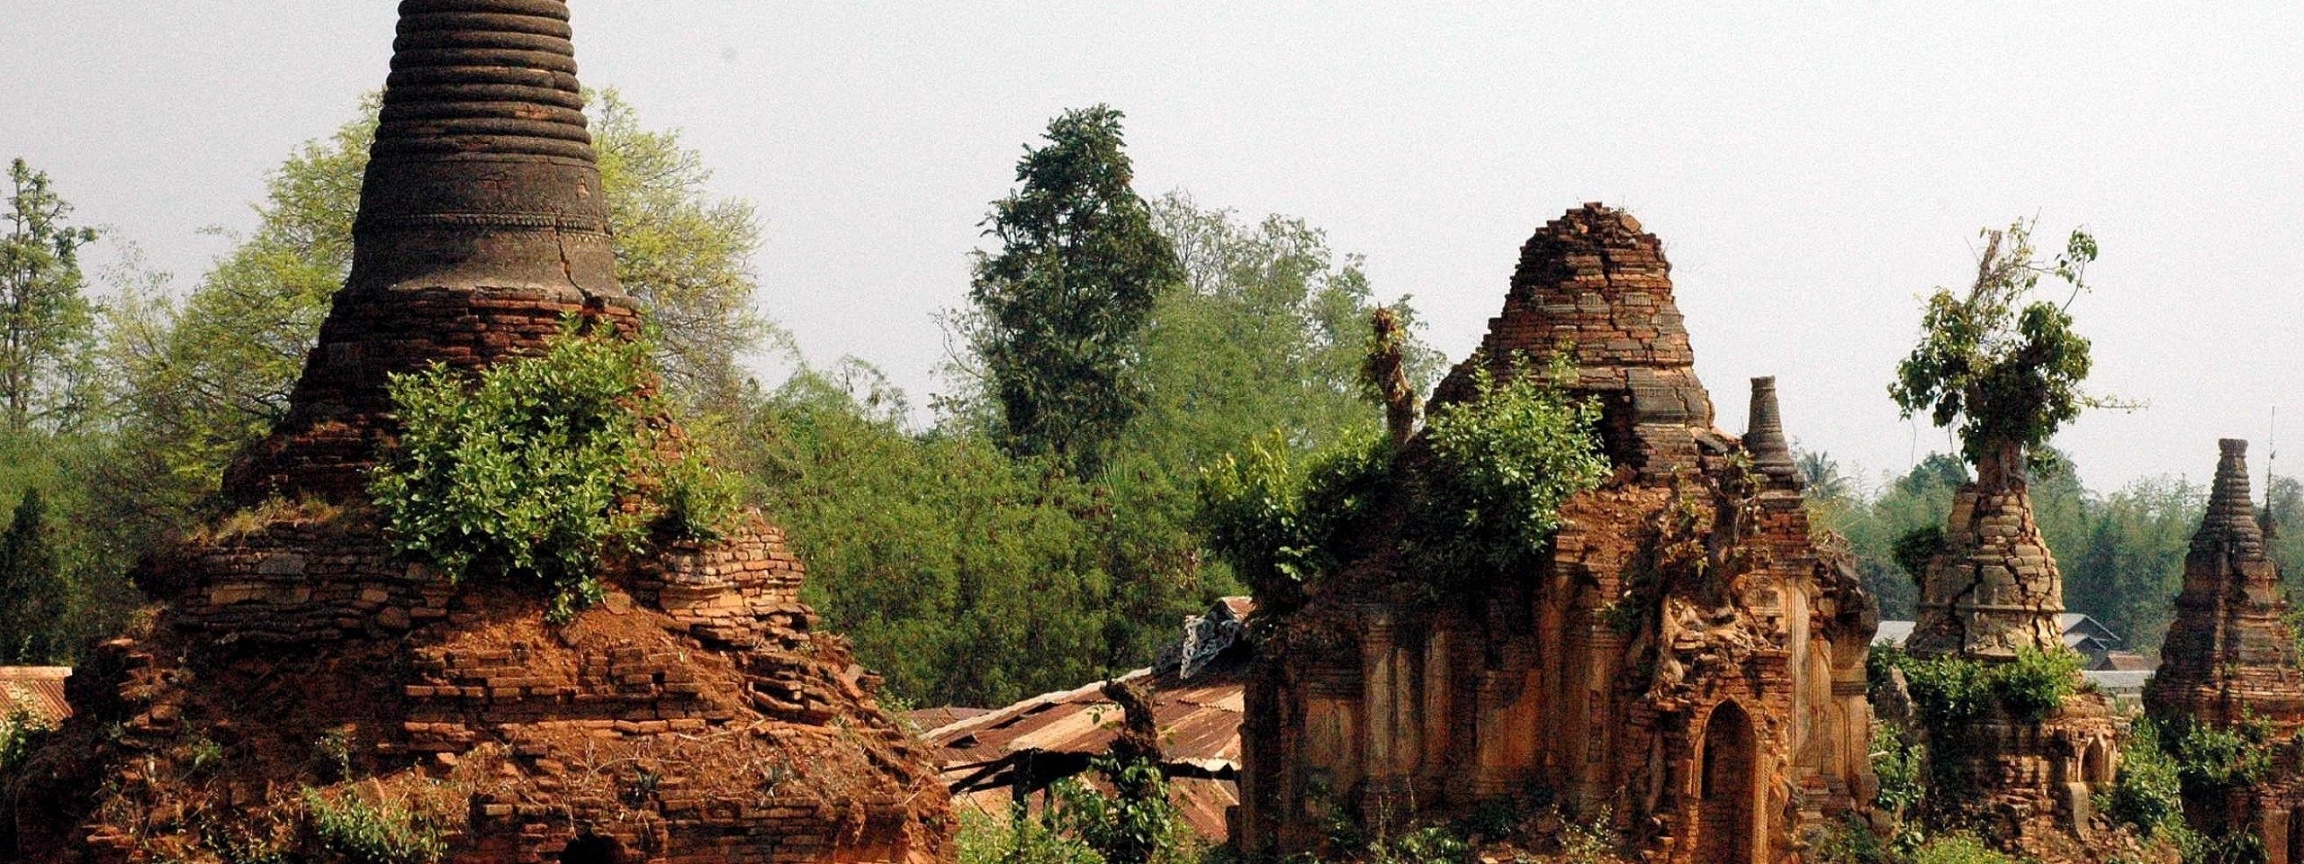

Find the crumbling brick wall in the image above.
[
  {"left": 1239, "top": 205, "right": 1877, "bottom": 864},
  {"left": 0, "top": 3, "right": 952, "bottom": 861},
  {"left": 2148, "top": 440, "right": 2304, "bottom": 864}
]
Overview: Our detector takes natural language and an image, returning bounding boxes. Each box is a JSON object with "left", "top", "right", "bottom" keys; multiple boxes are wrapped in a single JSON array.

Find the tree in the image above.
[
  {"left": 2067, "top": 475, "right": 2201, "bottom": 655},
  {"left": 1128, "top": 191, "right": 1440, "bottom": 467},
  {"left": 1890, "top": 220, "right": 2107, "bottom": 490},
  {"left": 0, "top": 490, "right": 69, "bottom": 664},
  {"left": 0, "top": 159, "right": 99, "bottom": 433},
  {"left": 964, "top": 105, "right": 1182, "bottom": 476},
  {"left": 1836, "top": 454, "right": 1972, "bottom": 619},
  {"left": 103, "top": 90, "right": 772, "bottom": 529},
  {"left": 732, "top": 368, "right": 1151, "bottom": 705},
  {"left": 2269, "top": 475, "right": 2304, "bottom": 599}
]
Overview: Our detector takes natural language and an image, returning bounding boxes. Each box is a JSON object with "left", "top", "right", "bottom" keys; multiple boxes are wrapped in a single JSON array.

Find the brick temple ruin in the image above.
[
  {"left": 1237, "top": 204, "right": 1881, "bottom": 863},
  {"left": 1, "top": 2, "right": 949, "bottom": 861},
  {"left": 1899, "top": 428, "right": 2121, "bottom": 857},
  {"left": 2147, "top": 440, "right": 2304, "bottom": 862}
]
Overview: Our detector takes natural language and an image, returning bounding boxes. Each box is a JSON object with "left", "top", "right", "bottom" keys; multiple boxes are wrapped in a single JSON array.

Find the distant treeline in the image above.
[{"left": 1803, "top": 449, "right": 2304, "bottom": 656}]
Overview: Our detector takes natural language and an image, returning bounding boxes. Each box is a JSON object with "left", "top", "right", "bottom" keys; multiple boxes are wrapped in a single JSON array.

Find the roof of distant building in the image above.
[
  {"left": 1877, "top": 615, "right": 2123, "bottom": 650},
  {"left": 0, "top": 667, "right": 71, "bottom": 727},
  {"left": 2083, "top": 670, "right": 2154, "bottom": 694},
  {"left": 919, "top": 598, "right": 1254, "bottom": 840}
]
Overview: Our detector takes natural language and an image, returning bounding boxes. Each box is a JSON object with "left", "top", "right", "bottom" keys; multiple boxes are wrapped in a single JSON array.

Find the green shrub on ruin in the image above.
[
  {"left": 301, "top": 788, "right": 445, "bottom": 864},
  {"left": 1198, "top": 351, "right": 1604, "bottom": 609},
  {"left": 369, "top": 321, "right": 737, "bottom": 622},
  {"left": 2102, "top": 717, "right": 2187, "bottom": 840},
  {"left": 1405, "top": 355, "right": 1608, "bottom": 591},
  {"left": 1897, "top": 646, "right": 2081, "bottom": 731},
  {"left": 1196, "top": 426, "right": 1391, "bottom": 613},
  {"left": 1905, "top": 834, "right": 2018, "bottom": 864},
  {"left": 1869, "top": 722, "right": 1927, "bottom": 845},
  {"left": 2165, "top": 714, "right": 2275, "bottom": 793}
]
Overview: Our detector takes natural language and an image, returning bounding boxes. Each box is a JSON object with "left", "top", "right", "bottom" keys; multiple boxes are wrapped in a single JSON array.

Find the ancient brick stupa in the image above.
[
  {"left": 1903, "top": 448, "right": 2118, "bottom": 854},
  {"left": 2148, "top": 440, "right": 2304, "bottom": 863},
  {"left": 1240, "top": 204, "right": 1879, "bottom": 864},
  {"left": 1, "top": 2, "right": 950, "bottom": 861}
]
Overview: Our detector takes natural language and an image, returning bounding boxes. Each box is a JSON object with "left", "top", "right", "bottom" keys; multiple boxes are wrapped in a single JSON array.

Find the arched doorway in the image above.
[
  {"left": 1694, "top": 701, "right": 1759, "bottom": 864},
  {"left": 561, "top": 834, "right": 624, "bottom": 864},
  {"left": 2081, "top": 739, "right": 2113, "bottom": 785}
]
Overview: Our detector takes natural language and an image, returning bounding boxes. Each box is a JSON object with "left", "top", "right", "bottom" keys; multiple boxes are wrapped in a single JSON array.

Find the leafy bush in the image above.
[
  {"left": 2168, "top": 715, "right": 2273, "bottom": 792},
  {"left": 1808, "top": 816, "right": 1894, "bottom": 864},
  {"left": 1052, "top": 756, "right": 1190, "bottom": 864},
  {"left": 1907, "top": 834, "right": 2018, "bottom": 864},
  {"left": 956, "top": 809, "right": 1102, "bottom": 864},
  {"left": 1373, "top": 824, "right": 1472, "bottom": 864},
  {"left": 369, "top": 322, "right": 736, "bottom": 620},
  {"left": 1196, "top": 427, "right": 1390, "bottom": 609},
  {"left": 1407, "top": 358, "right": 1609, "bottom": 588},
  {"left": 0, "top": 707, "right": 53, "bottom": 772},
  {"left": 1988, "top": 646, "right": 2083, "bottom": 721},
  {"left": 1898, "top": 654, "right": 1993, "bottom": 731},
  {"left": 1897, "top": 646, "right": 2081, "bottom": 730},
  {"left": 1870, "top": 722, "right": 1927, "bottom": 837},
  {"left": 302, "top": 788, "right": 444, "bottom": 864},
  {"left": 1890, "top": 525, "right": 1945, "bottom": 585},
  {"left": 2102, "top": 718, "right": 2185, "bottom": 839}
]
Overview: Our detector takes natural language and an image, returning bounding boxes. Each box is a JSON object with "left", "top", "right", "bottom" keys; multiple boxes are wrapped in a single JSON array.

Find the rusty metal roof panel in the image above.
[{"left": 0, "top": 667, "right": 71, "bottom": 727}]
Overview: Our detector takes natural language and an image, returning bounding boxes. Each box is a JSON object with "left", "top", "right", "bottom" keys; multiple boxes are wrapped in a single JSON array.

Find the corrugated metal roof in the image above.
[
  {"left": 0, "top": 667, "right": 71, "bottom": 727},
  {"left": 1874, "top": 621, "right": 1914, "bottom": 647},
  {"left": 921, "top": 600, "right": 1252, "bottom": 841},
  {"left": 2084, "top": 670, "right": 2153, "bottom": 693}
]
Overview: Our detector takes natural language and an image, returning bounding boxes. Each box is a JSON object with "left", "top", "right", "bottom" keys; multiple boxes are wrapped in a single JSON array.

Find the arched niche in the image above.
[{"left": 1694, "top": 700, "right": 1761, "bottom": 864}]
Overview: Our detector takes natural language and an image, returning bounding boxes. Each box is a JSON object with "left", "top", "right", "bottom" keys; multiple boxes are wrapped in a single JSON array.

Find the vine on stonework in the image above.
[{"left": 1605, "top": 455, "right": 1770, "bottom": 641}]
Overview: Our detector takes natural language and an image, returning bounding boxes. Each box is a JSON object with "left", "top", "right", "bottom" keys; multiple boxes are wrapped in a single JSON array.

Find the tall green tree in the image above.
[
  {"left": 964, "top": 105, "right": 1182, "bottom": 476},
  {"left": 735, "top": 366, "right": 1155, "bottom": 705},
  {"left": 1826, "top": 453, "right": 1971, "bottom": 620},
  {"left": 1890, "top": 220, "right": 2107, "bottom": 491},
  {"left": 0, "top": 159, "right": 99, "bottom": 433},
  {"left": 2269, "top": 475, "right": 2304, "bottom": 599},
  {"left": 2067, "top": 476, "right": 2201, "bottom": 655},
  {"left": 1129, "top": 191, "right": 1440, "bottom": 468},
  {"left": 0, "top": 490, "right": 69, "bottom": 664},
  {"left": 102, "top": 90, "right": 772, "bottom": 533}
]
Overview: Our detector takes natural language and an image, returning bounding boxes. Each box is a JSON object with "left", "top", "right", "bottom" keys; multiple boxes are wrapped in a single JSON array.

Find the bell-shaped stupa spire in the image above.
[{"left": 224, "top": 0, "right": 640, "bottom": 503}]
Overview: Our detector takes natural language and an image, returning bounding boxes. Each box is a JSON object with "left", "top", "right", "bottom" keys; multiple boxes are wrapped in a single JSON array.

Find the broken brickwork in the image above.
[
  {"left": 1905, "top": 487, "right": 2068, "bottom": 661},
  {"left": 1433, "top": 204, "right": 1712, "bottom": 475},
  {"left": 1240, "top": 205, "right": 1878, "bottom": 864},
  {"left": 2148, "top": 440, "right": 2304, "bottom": 863},
  {"left": 1900, "top": 435, "right": 2121, "bottom": 857},
  {"left": 1, "top": 2, "right": 949, "bottom": 862}
]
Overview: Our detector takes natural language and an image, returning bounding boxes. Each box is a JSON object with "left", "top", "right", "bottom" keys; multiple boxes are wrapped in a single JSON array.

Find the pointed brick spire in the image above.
[
  {"left": 2195, "top": 438, "right": 2268, "bottom": 559},
  {"left": 223, "top": 0, "right": 640, "bottom": 503},
  {"left": 2148, "top": 439, "right": 2304, "bottom": 730},
  {"left": 1432, "top": 203, "right": 1713, "bottom": 473}
]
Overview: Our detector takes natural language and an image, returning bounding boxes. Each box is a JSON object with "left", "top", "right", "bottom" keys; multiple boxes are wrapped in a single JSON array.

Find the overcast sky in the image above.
[{"left": 5, "top": 3, "right": 2300, "bottom": 494}]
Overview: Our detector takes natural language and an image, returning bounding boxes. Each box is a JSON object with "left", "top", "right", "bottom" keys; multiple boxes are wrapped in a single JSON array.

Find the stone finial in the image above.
[{"left": 1745, "top": 376, "right": 1797, "bottom": 482}]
